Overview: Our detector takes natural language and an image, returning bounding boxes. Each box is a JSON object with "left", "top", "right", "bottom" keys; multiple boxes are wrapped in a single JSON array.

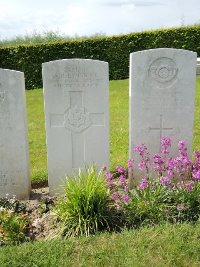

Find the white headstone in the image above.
[
  {"left": 43, "top": 59, "right": 109, "bottom": 195},
  {"left": 129, "top": 48, "right": 197, "bottom": 177},
  {"left": 0, "top": 68, "right": 30, "bottom": 199}
]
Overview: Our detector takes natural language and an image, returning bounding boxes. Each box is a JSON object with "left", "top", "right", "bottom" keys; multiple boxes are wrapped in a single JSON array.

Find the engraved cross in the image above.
[
  {"left": 50, "top": 91, "right": 105, "bottom": 169},
  {"left": 149, "top": 114, "right": 173, "bottom": 150}
]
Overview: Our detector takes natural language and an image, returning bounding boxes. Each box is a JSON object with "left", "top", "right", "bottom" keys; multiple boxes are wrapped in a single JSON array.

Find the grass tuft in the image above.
[{"left": 55, "top": 166, "right": 113, "bottom": 237}]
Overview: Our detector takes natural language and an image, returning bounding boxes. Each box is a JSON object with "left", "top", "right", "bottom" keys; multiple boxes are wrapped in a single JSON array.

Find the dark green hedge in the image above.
[{"left": 0, "top": 26, "right": 200, "bottom": 89}]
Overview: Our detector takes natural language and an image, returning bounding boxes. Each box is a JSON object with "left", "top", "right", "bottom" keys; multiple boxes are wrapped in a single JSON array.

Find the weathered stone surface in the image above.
[
  {"left": 197, "top": 58, "right": 200, "bottom": 75},
  {"left": 0, "top": 68, "right": 30, "bottom": 199},
  {"left": 43, "top": 59, "right": 109, "bottom": 195},
  {"left": 129, "top": 48, "right": 197, "bottom": 177}
]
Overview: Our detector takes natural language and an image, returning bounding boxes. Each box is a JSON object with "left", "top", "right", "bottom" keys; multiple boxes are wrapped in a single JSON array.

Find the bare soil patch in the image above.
[{"left": 25, "top": 183, "right": 60, "bottom": 241}]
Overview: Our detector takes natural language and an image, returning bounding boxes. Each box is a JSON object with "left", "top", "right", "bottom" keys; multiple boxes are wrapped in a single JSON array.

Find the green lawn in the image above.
[
  {"left": 26, "top": 89, "right": 47, "bottom": 182},
  {"left": 26, "top": 78, "right": 200, "bottom": 182},
  {"left": 0, "top": 223, "right": 200, "bottom": 267}
]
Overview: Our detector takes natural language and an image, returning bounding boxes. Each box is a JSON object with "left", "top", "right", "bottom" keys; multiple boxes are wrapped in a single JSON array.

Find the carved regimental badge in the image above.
[
  {"left": 64, "top": 106, "right": 91, "bottom": 133},
  {"left": 149, "top": 57, "right": 178, "bottom": 84}
]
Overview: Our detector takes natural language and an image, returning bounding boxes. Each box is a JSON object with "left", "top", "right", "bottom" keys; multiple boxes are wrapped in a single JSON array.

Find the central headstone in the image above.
[
  {"left": 0, "top": 68, "right": 30, "bottom": 199},
  {"left": 129, "top": 48, "right": 197, "bottom": 179},
  {"left": 43, "top": 59, "right": 109, "bottom": 195}
]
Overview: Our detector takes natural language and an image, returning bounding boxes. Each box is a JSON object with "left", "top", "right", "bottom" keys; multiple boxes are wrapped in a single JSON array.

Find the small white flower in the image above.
[
  {"left": 32, "top": 218, "right": 40, "bottom": 227},
  {"left": 0, "top": 207, "right": 5, "bottom": 212}
]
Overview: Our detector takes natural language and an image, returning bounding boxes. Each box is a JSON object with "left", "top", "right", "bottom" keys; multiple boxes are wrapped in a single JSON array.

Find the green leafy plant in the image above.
[
  {"left": 0, "top": 208, "right": 30, "bottom": 245},
  {"left": 162, "top": 181, "right": 200, "bottom": 223},
  {"left": 107, "top": 138, "right": 200, "bottom": 228},
  {"left": 124, "top": 180, "right": 200, "bottom": 228},
  {"left": 125, "top": 182, "right": 167, "bottom": 227},
  {"left": 55, "top": 166, "right": 116, "bottom": 237}
]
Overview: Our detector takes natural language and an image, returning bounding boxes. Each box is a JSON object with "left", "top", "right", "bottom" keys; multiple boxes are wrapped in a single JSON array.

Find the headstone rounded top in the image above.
[
  {"left": 42, "top": 58, "right": 108, "bottom": 67},
  {"left": 0, "top": 68, "right": 23, "bottom": 75},
  {"left": 130, "top": 48, "right": 197, "bottom": 57}
]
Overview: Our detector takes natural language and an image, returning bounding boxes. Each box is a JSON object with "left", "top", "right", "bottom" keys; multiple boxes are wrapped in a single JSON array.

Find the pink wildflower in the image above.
[
  {"left": 134, "top": 144, "right": 150, "bottom": 173},
  {"left": 127, "top": 159, "right": 134, "bottom": 169},
  {"left": 160, "top": 137, "right": 172, "bottom": 154},
  {"left": 105, "top": 172, "right": 113, "bottom": 180},
  {"left": 134, "top": 144, "right": 148, "bottom": 156},
  {"left": 105, "top": 172, "right": 114, "bottom": 188},
  {"left": 193, "top": 170, "right": 200, "bottom": 180},
  {"left": 112, "top": 192, "right": 119, "bottom": 202},
  {"left": 115, "top": 166, "right": 126, "bottom": 174},
  {"left": 138, "top": 160, "right": 145, "bottom": 171},
  {"left": 192, "top": 151, "right": 200, "bottom": 180},
  {"left": 121, "top": 194, "right": 130, "bottom": 202},
  {"left": 119, "top": 175, "right": 126, "bottom": 183},
  {"left": 178, "top": 140, "right": 188, "bottom": 157},
  {"left": 159, "top": 176, "right": 171, "bottom": 186},
  {"left": 185, "top": 181, "right": 194, "bottom": 192},
  {"left": 153, "top": 153, "right": 165, "bottom": 174},
  {"left": 139, "top": 176, "right": 149, "bottom": 190}
]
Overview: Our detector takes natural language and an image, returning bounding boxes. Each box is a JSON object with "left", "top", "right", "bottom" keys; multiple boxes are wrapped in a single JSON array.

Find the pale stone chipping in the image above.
[
  {"left": 129, "top": 48, "right": 197, "bottom": 180},
  {"left": 0, "top": 68, "right": 30, "bottom": 199},
  {"left": 43, "top": 59, "right": 109, "bottom": 195}
]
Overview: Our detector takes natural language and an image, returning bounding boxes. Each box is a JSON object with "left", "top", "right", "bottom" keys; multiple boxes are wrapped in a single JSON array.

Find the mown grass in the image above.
[
  {"left": 109, "top": 79, "right": 129, "bottom": 168},
  {"left": 26, "top": 89, "right": 47, "bottom": 181},
  {"left": 26, "top": 78, "right": 200, "bottom": 182},
  {"left": 0, "top": 223, "right": 200, "bottom": 266}
]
